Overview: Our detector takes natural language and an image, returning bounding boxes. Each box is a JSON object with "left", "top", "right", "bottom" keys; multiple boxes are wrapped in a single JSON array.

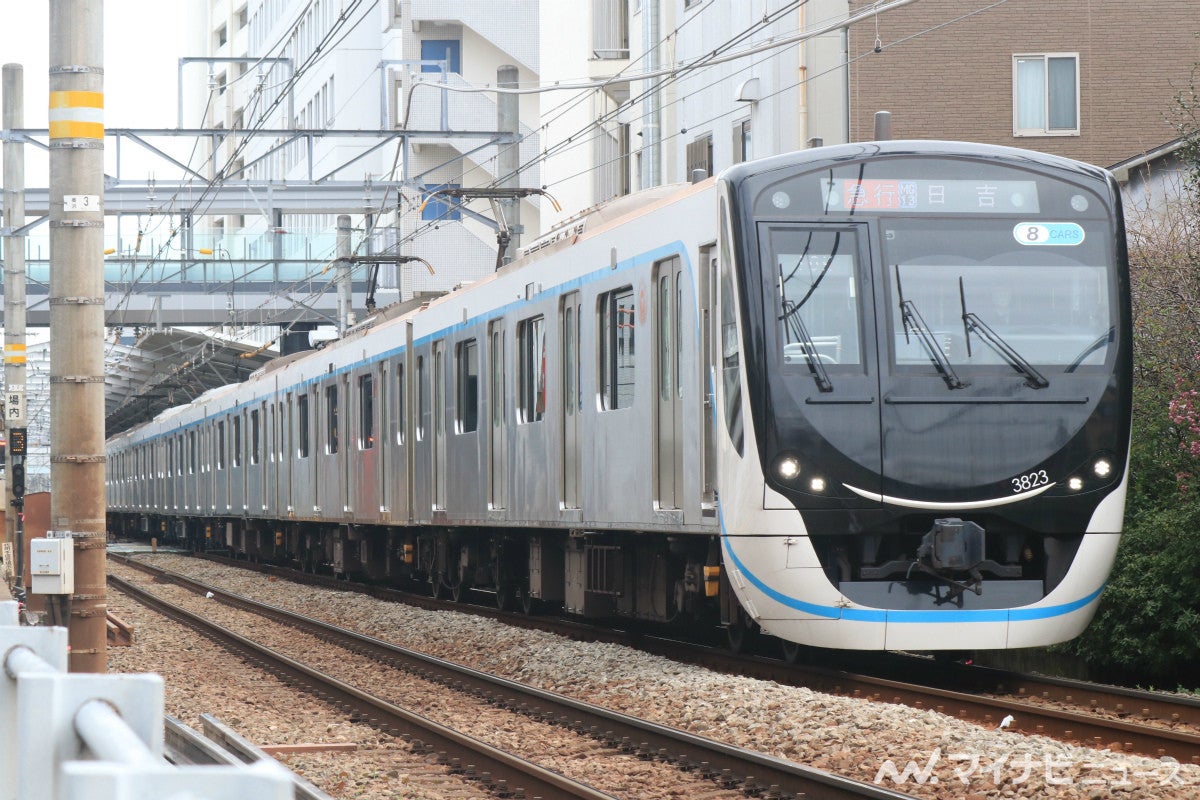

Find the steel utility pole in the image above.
[
  {"left": 49, "top": 0, "right": 106, "bottom": 673},
  {"left": 3, "top": 64, "right": 28, "bottom": 586}
]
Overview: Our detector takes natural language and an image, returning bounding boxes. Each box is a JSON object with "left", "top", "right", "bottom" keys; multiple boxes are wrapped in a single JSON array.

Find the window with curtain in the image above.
[{"left": 1013, "top": 54, "right": 1078, "bottom": 136}]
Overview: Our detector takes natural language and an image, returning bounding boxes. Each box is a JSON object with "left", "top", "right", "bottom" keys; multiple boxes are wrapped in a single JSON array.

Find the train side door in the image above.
[
  {"left": 560, "top": 293, "right": 581, "bottom": 509},
  {"left": 488, "top": 320, "right": 507, "bottom": 509},
  {"left": 655, "top": 257, "right": 685, "bottom": 510}
]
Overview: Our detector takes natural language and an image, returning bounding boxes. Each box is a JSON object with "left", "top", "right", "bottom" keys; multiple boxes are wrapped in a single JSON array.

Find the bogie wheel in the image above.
[
  {"left": 726, "top": 607, "right": 760, "bottom": 654},
  {"left": 518, "top": 586, "right": 538, "bottom": 616},
  {"left": 495, "top": 583, "right": 514, "bottom": 611}
]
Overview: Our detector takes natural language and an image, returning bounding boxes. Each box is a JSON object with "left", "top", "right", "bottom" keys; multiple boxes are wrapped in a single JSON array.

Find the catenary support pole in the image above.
[
  {"left": 336, "top": 214, "right": 352, "bottom": 336},
  {"left": 496, "top": 65, "right": 521, "bottom": 263},
  {"left": 3, "top": 64, "right": 27, "bottom": 585},
  {"left": 49, "top": 0, "right": 106, "bottom": 673}
]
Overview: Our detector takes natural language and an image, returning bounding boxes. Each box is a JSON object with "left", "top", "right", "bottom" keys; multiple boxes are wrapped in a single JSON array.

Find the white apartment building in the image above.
[
  {"left": 538, "top": 0, "right": 850, "bottom": 232},
  {"left": 197, "top": 0, "right": 541, "bottom": 304},
  {"left": 193, "top": 1, "right": 852, "bottom": 293}
]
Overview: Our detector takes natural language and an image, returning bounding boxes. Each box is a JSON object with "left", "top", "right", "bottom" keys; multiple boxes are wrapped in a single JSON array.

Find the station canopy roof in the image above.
[{"left": 104, "top": 328, "right": 276, "bottom": 436}]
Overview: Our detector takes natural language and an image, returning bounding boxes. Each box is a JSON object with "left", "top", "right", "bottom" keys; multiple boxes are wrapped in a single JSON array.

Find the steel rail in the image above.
[{"left": 110, "top": 555, "right": 917, "bottom": 800}]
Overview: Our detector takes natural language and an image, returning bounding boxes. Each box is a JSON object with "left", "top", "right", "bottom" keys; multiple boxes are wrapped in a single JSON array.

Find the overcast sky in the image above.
[{"left": 0, "top": 1, "right": 194, "bottom": 182}]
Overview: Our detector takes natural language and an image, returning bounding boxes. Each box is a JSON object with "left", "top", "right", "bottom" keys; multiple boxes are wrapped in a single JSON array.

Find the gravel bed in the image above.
[
  {"left": 112, "top": 553, "right": 1200, "bottom": 799},
  {"left": 108, "top": 561, "right": 750, "bottom": 800}
]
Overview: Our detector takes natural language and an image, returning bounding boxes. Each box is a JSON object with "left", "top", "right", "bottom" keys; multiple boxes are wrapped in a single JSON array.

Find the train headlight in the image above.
[
  {"left": 1093, "top": 459, "right": 1112, "bottom": 479},
  {"left": 1068, "top": 477, "right": 1084, "bottom": 491},
  {"left": 775, "top": 456, "right": 801, "bottom": 481},
  {"left": 809, "top": 477, "right": 827, "bottom": 493}
]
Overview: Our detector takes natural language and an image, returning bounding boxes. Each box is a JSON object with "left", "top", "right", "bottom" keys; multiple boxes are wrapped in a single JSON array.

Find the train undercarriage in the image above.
[{"left": 109, "top": 513, "right": 728, "bottom": 635}]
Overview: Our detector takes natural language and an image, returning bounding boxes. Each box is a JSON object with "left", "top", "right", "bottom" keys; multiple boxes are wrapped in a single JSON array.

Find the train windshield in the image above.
[{"left": 882, "top": 217, "right": 1113, "bottom": 372}]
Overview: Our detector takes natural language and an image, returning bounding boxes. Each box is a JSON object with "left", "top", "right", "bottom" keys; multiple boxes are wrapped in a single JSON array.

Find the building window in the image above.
[
  {"left": 421, "top": 39, "right": 461, "bottom": 74},
  {"left": 421, "top": 183, "right": 462, "bottom": 221},
  {"left": 686, "top": 133, "right": 714, "bottom": 178},
  {"left": 358, "top": 373, "right": 375, "bottom": 449},
  {"left": 1013, "top": 54, "right": 1079, "bottom": 136},
  {"left": 599, "top": 287, "right": 636, "bottom": 410},
  {"left": 733, "top": 118, "right": 751, "bottom": 164},
  {"left": 517, "top": 316, "right": 546, "bottom": 423},
  {"left": 325, "top": 385, "right": 339, "bottom": 454},
  {"left": 592, "top": 0, "right": 629, "bottom": 59},
  {"left": 456, "top": 339, "right": 479, "bottom": 433}
]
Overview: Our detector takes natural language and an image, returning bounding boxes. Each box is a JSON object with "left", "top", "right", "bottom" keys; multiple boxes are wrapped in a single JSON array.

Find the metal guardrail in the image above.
[{"left": 0, "top": 599, "right": 296, "bottom": 800}]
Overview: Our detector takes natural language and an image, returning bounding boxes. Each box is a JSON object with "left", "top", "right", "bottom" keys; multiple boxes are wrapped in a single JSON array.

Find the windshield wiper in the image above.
[
  {"left": 1065, "top": 326, "right": 1114, "bottom": 373},
  {"left": 958, "top": 277, "right": 1049, "bottom": 389},
  {"left": 896, "top": 266, "right": 967, "bottom": 390},
  {"left": 780, "top": 300, "right": 833, "bottom": 392}
]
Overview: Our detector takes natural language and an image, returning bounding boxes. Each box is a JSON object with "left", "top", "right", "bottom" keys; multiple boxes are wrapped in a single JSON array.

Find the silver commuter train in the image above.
[{"left": 107, "top": 141, "right": 1133, "bottom": 653}]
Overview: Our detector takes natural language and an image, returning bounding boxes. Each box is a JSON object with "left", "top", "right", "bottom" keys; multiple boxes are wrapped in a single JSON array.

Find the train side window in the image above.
[
  {"left": 517, "top": 316, "right": 546, "bottom": 423},
  {"left": 599, "top": 286, "right": 636, "bottom": 410},
  {"left": 326, "top": 385, "right": 339, "bottom": 454},
  {"left": 456, "top": 338, "right": 479, "bottom": 433},
  {"left": 359, "top": 373, "right": 375, "bottom": 449},
  {"left": 298, "top": 393, "right": 311, "bottom": 458}
]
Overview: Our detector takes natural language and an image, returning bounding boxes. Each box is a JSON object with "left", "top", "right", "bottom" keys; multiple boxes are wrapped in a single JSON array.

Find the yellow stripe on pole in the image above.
[
  {"left": 5, "top": 343, "right": 26, "bottom": 364},
  {"left": 49, "top": 90, "right": 103, "bottom": 109},
  {"left": 48, "top": 90, "right": 104, "bottom": 139}
]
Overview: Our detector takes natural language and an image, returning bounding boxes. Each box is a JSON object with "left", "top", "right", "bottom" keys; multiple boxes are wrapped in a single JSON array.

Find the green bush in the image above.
[{"left": 1066, "top": 500, "right": 1200, "bottom": 684}]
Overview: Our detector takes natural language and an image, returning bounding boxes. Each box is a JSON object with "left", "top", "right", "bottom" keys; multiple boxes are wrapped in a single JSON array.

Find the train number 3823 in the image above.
[{"left": 1012, "top": 470, "right": 1050, "bottom": 493}]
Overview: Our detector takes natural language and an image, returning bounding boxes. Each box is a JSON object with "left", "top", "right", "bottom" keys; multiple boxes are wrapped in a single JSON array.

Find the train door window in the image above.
[
  {"left": 599, "top": 286, "right": 636, "bottom": 410},
  {"left": 189, "top": 430, "right": 197, "bottom": 474},
  {"left": 769, "top": 226, "right": 862, "bottom": 369},
  {"left": 326, "top": 385, "right": 339, "bottom": 454},
  {"left": 250, "top": 408, "right": 261, "bottom": 465},
  {"left": 277, "top": 401, "right": 286, "bottom": 460},
  {"left": 396, "top": 362, "right": 405, "bottom": 444},
  {"left": 488, "top": 321, "right": 507, "bottom": 510},
  {"left": 359, "top": 373, "right": 375, "bottom": 449},
  {"left": 718, "top": 200, "right": 744, "bottom": 454},
  {"left": 456, "top": 338, "right": 479, "bottom": 433},
  {"left": 298, "top": 393, "right": 311, "bottom": 457},
  {"left": 217, "top": 420, "right": 226, "bottom": 470},
  {"left": 489, "top": 325, "right": 505, "bottom": 427},
  {"left": 416, "top": 356, "right": 426, "bottom": 441},
  {"left": 267, "top": 405, "right": 275, "bottom": 463},
  {"left": 233, "top": 415, "right": 242, "bottom": 467},
  {"left": 517, "top": 316, "right": 546, "bottom": 423},
  {"left": 167, "top": 438, "right": 174, "bottom": 476}
]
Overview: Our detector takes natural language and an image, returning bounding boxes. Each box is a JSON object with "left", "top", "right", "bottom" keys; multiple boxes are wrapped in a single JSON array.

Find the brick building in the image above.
[{"left": 848, "top": 0, "right": 1199, "bottom": 168}]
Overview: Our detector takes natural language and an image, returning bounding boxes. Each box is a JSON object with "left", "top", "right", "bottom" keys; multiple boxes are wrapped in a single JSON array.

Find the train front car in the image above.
[{"left": 715, "top": 141, "right": 1131, "bottom": 652}]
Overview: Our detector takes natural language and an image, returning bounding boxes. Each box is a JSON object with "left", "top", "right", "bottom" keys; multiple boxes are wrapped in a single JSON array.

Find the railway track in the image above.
[
  {"left": 109, "top": 554, "right": 918, "bottom": 800},
  {"left": 166, "top": 549, "right": 1200, "bottom": 764}
]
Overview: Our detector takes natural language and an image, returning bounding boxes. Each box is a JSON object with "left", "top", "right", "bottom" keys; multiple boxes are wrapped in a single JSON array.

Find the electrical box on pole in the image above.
[{"left": 30, "top": 534, "right": 74, "bottom": 594}]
